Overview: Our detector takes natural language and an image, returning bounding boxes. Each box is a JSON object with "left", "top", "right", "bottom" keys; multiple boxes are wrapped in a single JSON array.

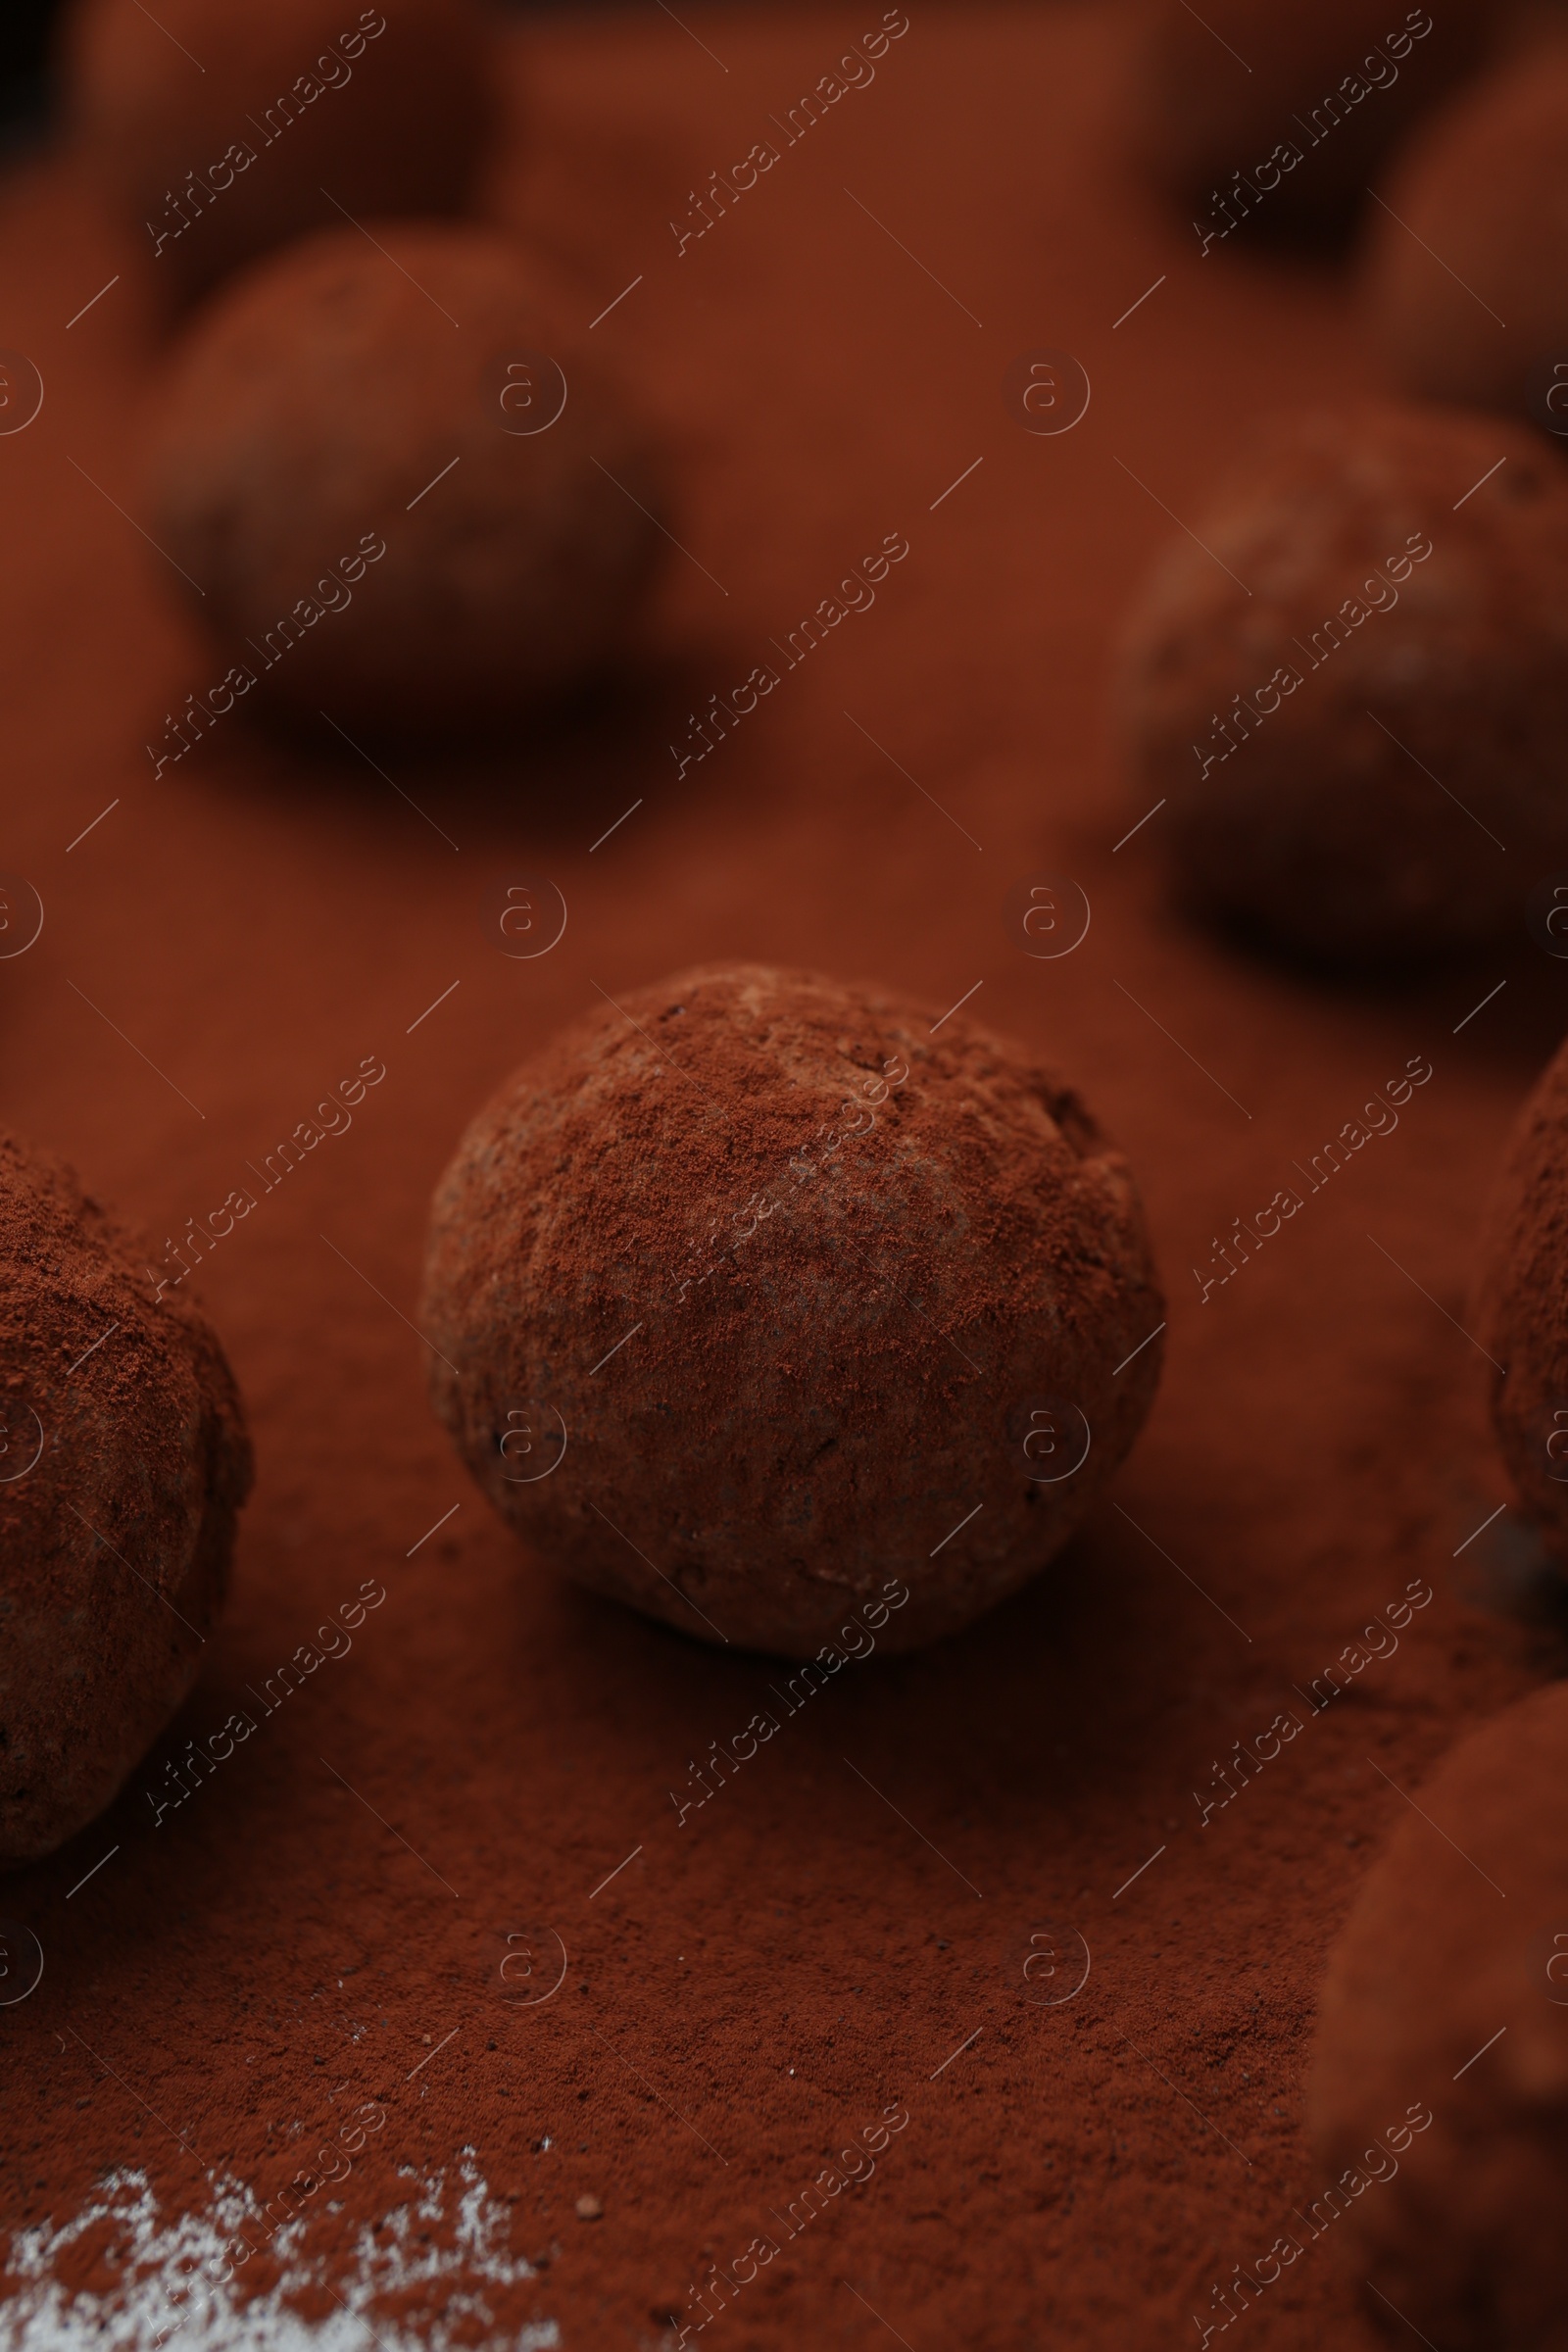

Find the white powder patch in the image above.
[{"left": 1, "top": 2151, "right": 560, "bottom": 2352}]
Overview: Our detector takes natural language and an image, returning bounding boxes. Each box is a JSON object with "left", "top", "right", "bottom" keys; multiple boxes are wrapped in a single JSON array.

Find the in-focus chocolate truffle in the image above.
[
  {"left": 1308, "top": 1684, "right": 1568, "bottom": 2347},
  {"left": 420, "top": 964, "right": 1163, "bottom": 1657},
  {"left": 1133, "top": 0, "right": 1485, "bottom": 242},
  {"left": 1479, "top": 1035, "right": 1568, "bottom": 1556},
  {"left": 1364, "top": 45, "right": 1568, "bottom": 424},
  {"left": 1117, "top": 403, "right": 1568, "bottom": 966},
  {"left": 144, "top": 225, "right": 668, "bottom": 738},
  {"left": 62, "top": 0, "right": 497, "bottom": 306},
  {"left": 0, "top": 1136, "right": 251, "bottom": 1869}
]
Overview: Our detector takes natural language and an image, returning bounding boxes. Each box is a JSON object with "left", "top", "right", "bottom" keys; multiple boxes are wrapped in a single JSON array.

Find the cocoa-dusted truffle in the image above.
[
  {"left": 0, "top": 1135, "right": 251, "bottom": 1868},
  {"left": 1479, "top": 1035, "right": 1568, "bottom": 1556},
  {"left": 62, "top": 0, "right": 497, "bottom": 306},
  {"left": 420, "top": 964, "right": 1163, "bottom": 1657},
  {"left": 1308, "top": 1684, "right": 1568, "bottom": 2347},
  {"left": 1117, "top": 403, "right": 1568, "bottom": 966},
  {"left": 1364, "top": 45, "right": 1568, "bottom": 422},
  {"left": 143, "top": 225, "right": 668, "bottom": 739},
  {"left": 1133, "top": 0, "right": 1485, "bottom": 243}
]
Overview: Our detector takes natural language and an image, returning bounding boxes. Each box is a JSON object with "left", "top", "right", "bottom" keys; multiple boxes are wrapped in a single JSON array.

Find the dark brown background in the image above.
[{"left": 2, "top": 5, "right": 1564, "bottom": 2345}]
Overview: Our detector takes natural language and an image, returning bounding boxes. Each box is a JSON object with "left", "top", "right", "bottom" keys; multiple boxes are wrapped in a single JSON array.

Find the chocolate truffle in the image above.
[
  {"left": 1133, "top": 0, "right": 1485, "bottom": 243},
  {"left": 143, "top": 225, "right": 668, "bottom": 738},
  {"left": 420, "top": 964, "right": 1163, "bottom": 1657},
  {"left": 0, "top": 1135, "right": 251, "bottom": 1869},
  {"left": 1479, "top": 1036, "right": 1568, "bottom": 1558},
  {"left": 1308, "top": 1684, "right": 1568, "bottom": 2347},
  {"left": 1117, "top": 403, "right": 1568, "bottom": 966},
  {"left": 1364, "top": 45, "right": 1568, "bottom": 423},
  {"left": 62, "top": 0, "right": 497, "bottom": 306}
]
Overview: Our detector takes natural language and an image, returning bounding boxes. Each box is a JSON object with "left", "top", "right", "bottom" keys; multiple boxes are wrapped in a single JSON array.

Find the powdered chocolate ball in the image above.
[
  {"left": 0, "top": 1136, "right": 251, "bottom": 1868},
  {"left": 144, "top": 225, "right": 668, "bottom": 736},
  {"left": 1478, "top": 1035, "right": 1568, "bottom": 1558},
  {"left": 1308, "top": 1684, "right": 1568, "bottom": 2346},
  {"left": 1133, "top": 0, "right": 1485, "bottom": 241},
  {"left": 1118, "top": 403, "right": 1568, "bottom": 966},
  {"left": 63, "top": 0, "right": 496, "bottom": 306},
  {"left": 1365, "top": 45, "right": 1568, "bottom": 422},
  {"left": 420, "top": 964, "right": 1163, "bottom": 1657}
]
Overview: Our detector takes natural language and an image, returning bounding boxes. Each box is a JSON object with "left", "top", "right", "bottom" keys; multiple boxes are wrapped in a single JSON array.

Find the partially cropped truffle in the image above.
[
  {"left": 0, "top": 1136, "right": 251, "bottom": 1868},
  {"left": 420, "top": 964, "right": 1163, "bottom": 1657},
  {"left": 1118, "top": 404, "right": 1568, "bottom": 966},
  {"left": 1479, "top": 1036, "right": 1568, "bottom": 1557},
  {"left": 1308, "top": 1685, "right": 1568, "bottom": 2348},
  {"left": 1364, "top": 45, "right": 1568, "bottom": 424},
  {"left": 62, "top": 0, "right": 497, "bottom": 306},
  {"left": 143, "top": 225, "right": 668, "bottom": 738},
  {"left": 1133, "top": 0, "right": 1485, "bottom": 242}
]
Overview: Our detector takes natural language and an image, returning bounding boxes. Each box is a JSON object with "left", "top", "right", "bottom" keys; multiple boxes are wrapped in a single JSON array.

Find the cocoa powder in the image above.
[{"left": 0, "top": 6, "right": 1554, "bottom": 2348}]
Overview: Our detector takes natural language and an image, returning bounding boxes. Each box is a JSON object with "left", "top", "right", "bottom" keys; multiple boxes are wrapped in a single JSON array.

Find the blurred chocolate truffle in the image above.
[
  {"left": 1309, "top": 1684, "right": 1568, "bottom": 2347},
  {"left": 62, "top": 0, "right": 497, "bottom": 306},
  {"left": 0, "top": 1135, "right": 251, "bottom": 1868},
  {"left": 1118, "top": 403, "right": 1568, "bottom": 966},
  {"left": 1479, "top": 1036, "right": 1568, "bottom": 1558},
  {"left": 1133, "top": 0, "right": 1485, "bottom": 241},
  {"left": 420, "top": 963, "right": 1163, "bottom": 1658},
  {"left": 1365, "top": 44, "right": 1568, "bottom": 424},
  {"left": 143, "top": 225, "right": 668, "bottom": 739}
]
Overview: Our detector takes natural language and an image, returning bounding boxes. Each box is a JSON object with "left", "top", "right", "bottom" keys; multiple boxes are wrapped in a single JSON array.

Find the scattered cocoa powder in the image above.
[{"left": 0, "top": 6, "right": 1560, "bottom": 2348}]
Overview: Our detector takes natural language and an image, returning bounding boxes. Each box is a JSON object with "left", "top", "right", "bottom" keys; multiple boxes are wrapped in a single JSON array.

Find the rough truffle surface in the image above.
[
  {"left": 1118, "top": 403, "right": 1568, "bottom": 965},
  {"left": 0, "top": 1136, "right": 252, "bottom": 1869},
  {"left": 63, "top": 0, "right": 497, "bottom": 304},
  {"left": 420, "top": 964, "right": 1164, "bottom": 1657},
  {"left": 1479, "top": 1035, "right": 1568, "bottom": 1555},
  {"left": 144, "top": 225, "right": 668, "bottom": 735},
  {"left": 1365, "top": 45, "right": 1568, "bottom": 420},
  {"left": 1308, "top": 1683, "right": 1568, "bottom": 2349},
  {"left": 1134, "top": 0, "right": 1485, "bottom": 238}
]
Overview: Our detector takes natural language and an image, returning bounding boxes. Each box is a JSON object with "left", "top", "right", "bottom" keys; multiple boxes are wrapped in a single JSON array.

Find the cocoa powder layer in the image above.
[
  {"left": 1308, "top": 1682, "right": 1568, "bottom": 2348},
  {"left": 61, "top": 0, "right": 497, "bottom": 306},
  {"left": 0, "top": 1135, "right": 251, "bottom": 1869},
  {"left": 1364, "top": 44, "right": 1568, "bottom": 421},
  {"left": 143, "top": 223, "right": 669, "bottom": 737},
  {"left": 1479, "top": 1034, "right": 1568, "bottom": 1554},
  {"left": 1, "top": 6, "right": 1561, "bottom": 2344},
  {"left": 420, "top": 965, "right": 1164, "bottom": 1656},
  {"left": 1117, "top": 402, "right": 1568, "bottom": 966}
]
